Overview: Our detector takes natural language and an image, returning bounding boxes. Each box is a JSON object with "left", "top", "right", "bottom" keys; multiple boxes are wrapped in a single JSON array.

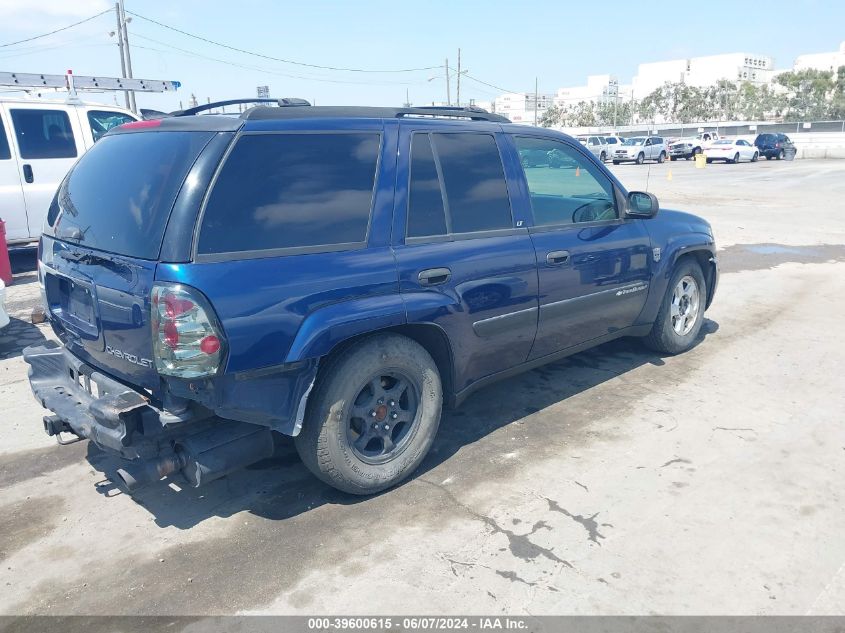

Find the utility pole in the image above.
[
  {"left": 534, "top": 77, "right": 538, "bottom": 126},
  {"left": 113, "top": 3, "right": 129, "bottom": 109},
  {"left": 444, "top": 58, "right": 451, "bottom": 106},
  {"left": 118, "top": 0, "right": 136, "bottom": 113},
  {"left": 456, "top": 48, "right": 461, "bottom": 107}
]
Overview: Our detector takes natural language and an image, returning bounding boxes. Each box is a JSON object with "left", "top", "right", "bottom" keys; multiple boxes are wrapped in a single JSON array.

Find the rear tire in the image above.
[
  {"left": 643, "top": 259, "right": 707, "bottom": 355},
  {"left": 731, "top": 153, "right": 740, "bottom": 164},
  {"left": 658, "top": 151, "right": 666, "bottom": 164},
  {"left": 295, "top": 333, "right": 442, "bottom": 495}
]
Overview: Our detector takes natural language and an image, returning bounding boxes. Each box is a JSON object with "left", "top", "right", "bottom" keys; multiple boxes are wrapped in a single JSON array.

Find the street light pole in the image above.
[
  {"left": 113, "top": 3, "right": 129, "bottom": 109},
  {"left": 456, "top": 48, "right": 461, "bottom": 107},
  {"left": 444, "top": 58, "right": 451, "bottom": 106},
  {"left": 118, "top": 0, "right": 136, "bottom": 113}
]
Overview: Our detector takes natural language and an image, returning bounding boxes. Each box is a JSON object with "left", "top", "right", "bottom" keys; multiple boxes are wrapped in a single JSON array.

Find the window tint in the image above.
[
  {"left": 87, "top": 110, "right": 135, "bottom": 142},
  {"left": 0, "top": 115, "right": 10, "bottom": 160},
  {"left": 199, "top": 133, "right": 380, "bottom": 255},
  {"left": 48, "top": 131, "right": 214, "bottom": 259},
  {"left": 515, "top": 136, "right": 616, "bottom": 226},
  {"left": 10, "top": 109, "right": 77, "bottom": 159},
  {"left": 407, "top": 135, "right": 447, "bottom": 238},
  {"left": 430, "top": 133, "right": 512, "bottom": 234}
]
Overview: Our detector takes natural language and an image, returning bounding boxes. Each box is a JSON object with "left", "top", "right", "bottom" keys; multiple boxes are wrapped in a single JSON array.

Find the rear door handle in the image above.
[
  {"left": 23, "top": 164, "right": 34, "bottom": 183},
  {"left": 418, "top": 267, "right": 451, "bottom": 286},
  {"left": 546, "top": 250, "right": 570, "bottom": 265}
]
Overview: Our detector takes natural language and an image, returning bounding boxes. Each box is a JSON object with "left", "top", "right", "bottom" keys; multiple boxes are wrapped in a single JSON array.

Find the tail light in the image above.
[
  {"left": 775, "top": 142, "right": 781, "bottom": 148},
  {"left": 151, "top": 283, "right": 225, "bottom": 378}
]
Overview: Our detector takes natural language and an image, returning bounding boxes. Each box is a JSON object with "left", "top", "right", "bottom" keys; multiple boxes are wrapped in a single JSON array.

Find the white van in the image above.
[{"left": 0, "top": 98, "right": 137, "bottom": 246}]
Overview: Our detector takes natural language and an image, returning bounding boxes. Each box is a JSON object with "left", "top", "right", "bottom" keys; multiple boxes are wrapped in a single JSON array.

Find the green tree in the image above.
[
  {"left": 774, "top": 69, "right": 835, "bottom": 120},
  {"left": 539, "top": 104, "right": 563, "bottom": 128}
]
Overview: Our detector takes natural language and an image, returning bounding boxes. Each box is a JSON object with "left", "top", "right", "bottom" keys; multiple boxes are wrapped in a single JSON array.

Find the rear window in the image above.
[
  {"left": 47, "top": 131, "right": 215, "bottom": 259},
  {"left": 10, "top": 109, "right": 77, "bottom": 159},
  {"left": 198, "top": 133, "right": 380, "bottom": 256}
]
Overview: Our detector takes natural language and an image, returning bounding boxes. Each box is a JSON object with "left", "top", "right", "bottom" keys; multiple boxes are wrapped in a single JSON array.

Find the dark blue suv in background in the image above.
[{"left": 24, "top": 101, "right": 718, "bottom": 496}]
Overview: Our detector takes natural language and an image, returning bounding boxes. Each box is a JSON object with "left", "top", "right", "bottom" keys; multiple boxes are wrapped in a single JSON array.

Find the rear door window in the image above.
[
  {"left": 48, "top": 131, "right": 215, "bottom": 259},
  {"left": 10, "top": 109, "right": 77, "bottom": 158},
  {"left": 87, "top": 110, "right": 136, "bottom": 142},
  {"left": 0, "top": 114, "right": 10, "bottom": 160},
  {"left": 198, "top": 132, "right": 381, "bottom": 256},
  {"left": 408, "top": 133, "right": 513, "bottom": 236}
]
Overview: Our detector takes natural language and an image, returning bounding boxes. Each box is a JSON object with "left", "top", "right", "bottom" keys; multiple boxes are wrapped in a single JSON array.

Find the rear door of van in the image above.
[
  {"left": 7, "top": 102, "right": 85, "bottom": 241},
  {"left": 0, "top": 105, "right": 29, "bottom": 243}
]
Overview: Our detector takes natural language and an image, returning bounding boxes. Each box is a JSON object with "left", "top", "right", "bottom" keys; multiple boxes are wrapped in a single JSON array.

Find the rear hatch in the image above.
[{"left": 40, "top": 129, "right": 217, "bottom": 392}]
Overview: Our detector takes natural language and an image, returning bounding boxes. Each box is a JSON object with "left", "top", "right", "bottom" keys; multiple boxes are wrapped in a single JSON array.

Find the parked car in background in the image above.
[
  {"left": 612, "top": 136, "right": 667, "bottom": 164},
  {"left": 24, "top": 102, "right": 717, "bottom": 497},
  {"left": 0, "top": 98, "right": 137, "bottom": 246},
  {"left": 668, "top": 131, "right": 721, "bottom": 160},
  {"left": 705, "top": 139, "right": 759, "bottom": 163},
  {"left": 0, "top": 279, "right": 8, "bottom": 331},
  {"left": 576, "top": 135, "right": 609, "bottom": 162},
  {"left": 753, "top": 133, "right": 794, "bottom": 160},
  {"left": 601, "top": 135, "right": 624, "bottom": 154}
]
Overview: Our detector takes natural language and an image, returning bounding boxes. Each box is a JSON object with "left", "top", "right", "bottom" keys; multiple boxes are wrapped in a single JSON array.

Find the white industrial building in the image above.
[
  {"left": 793, "top": 41, "right": 845, "bottom": 72},
  {"left": 492, "top": 92, "right": 555, "bottom": 124},
  {"left": 554, "top": 74, "right": 633, "bottom": 108},
  {"left": 631, "top": 53, "right": 775, "bottom": 99}
]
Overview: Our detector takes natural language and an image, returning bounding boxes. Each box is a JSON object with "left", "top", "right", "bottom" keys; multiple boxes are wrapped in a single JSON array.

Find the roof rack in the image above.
[
  {"left": 242, "top": 105, "right": 510, "bottom": 123},
  {"left": 170, "top": 97, "right": 311, "bottom": 117}
]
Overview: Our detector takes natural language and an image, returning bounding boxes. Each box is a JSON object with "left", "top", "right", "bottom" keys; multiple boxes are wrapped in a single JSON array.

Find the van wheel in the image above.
[
  {"left": 636, "top": 152, "right": 645, "bottom": 165},
  {"left": 295, "top": 333, "right": 442, "bottom": 495},
  {"left": 643, "top": 259, "right": 707, "bottom": 355}
]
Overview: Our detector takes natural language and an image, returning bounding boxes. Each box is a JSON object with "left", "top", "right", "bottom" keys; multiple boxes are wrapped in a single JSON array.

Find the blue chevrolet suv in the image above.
[{"left": 24, "top": 101, "right": 718, "bottom": 496}]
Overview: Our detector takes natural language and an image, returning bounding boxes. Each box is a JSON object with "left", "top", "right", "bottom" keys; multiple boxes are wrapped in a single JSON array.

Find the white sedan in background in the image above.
[
  {"left": 705, "top": 139, "right": 760, "bottom": 163},
  {"left": 0, "top": 279, "right": 9, "bottom": 331}
]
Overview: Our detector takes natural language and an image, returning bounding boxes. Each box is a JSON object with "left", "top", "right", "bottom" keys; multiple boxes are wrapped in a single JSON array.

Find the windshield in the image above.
[
  {"left": 622, "top": 137, "right": 645, "bottom": 146},
  {"left": 47, "top": 131, "right": 215, "bottom": 259}
]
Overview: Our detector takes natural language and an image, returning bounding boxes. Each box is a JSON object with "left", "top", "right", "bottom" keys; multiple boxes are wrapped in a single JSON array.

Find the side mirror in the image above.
[{"left": 626, "top": 191, "right": 659, "bottom": 218}]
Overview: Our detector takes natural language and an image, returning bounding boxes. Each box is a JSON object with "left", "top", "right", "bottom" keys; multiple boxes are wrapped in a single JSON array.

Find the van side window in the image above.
[
  {"left": 0, "top": 115, "right": 10, "bottom": 160},
  {"left": 87, "top": 110, "right": 136, "bottom": 142},
  {"left": 198, "top": 133, "right": 380, "bottom": 256},
  {"left": 10, "top": 109, "right": 77, "bottom": 159}
]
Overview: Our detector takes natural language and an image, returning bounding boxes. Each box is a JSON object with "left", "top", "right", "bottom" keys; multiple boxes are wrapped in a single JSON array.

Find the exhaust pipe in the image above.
[
  {"left": 112, "top": 422, "right": 274, "bottom": 492},
  {"left": 115, "top": 453, "right": 185, "bottom": 492}
]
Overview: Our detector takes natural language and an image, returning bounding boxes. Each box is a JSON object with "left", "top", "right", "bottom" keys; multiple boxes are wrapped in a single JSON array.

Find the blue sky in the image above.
[{"left": 1, "top": 0, "right": 843, "bottom": 112}]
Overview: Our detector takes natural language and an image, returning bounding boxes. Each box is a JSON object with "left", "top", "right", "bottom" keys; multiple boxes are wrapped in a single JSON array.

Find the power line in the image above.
[
  {"left": 0, "top": 9, "right": 112, "bottom": 48},
  {"left": 130, "top": 31, "right": 430, "bottom": 87},
  {"left": 126, "top": 10, "right": 440, "bottom": 74},
  {"left": 461, "top": 72, "right": 520, "bottom": 95}
]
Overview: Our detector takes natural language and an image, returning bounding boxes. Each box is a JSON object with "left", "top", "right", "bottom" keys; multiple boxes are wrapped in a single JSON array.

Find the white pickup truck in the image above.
[{"left": 668, "top": 132, "right": 721, "bottom": 160}]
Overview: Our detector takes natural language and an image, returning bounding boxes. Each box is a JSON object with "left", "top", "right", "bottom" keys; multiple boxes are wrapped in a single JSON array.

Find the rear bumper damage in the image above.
[{"left": 23, "top": 342, "right": 274, "bottom": 490}]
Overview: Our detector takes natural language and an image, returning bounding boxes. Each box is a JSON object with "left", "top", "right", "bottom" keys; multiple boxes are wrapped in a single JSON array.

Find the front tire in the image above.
[
  {"left": 600, "top": 151, "right": 607, "bottom": 162},
  {"left": 751, "top": 152, "right": 759, "bottom": 162},
  {"left": 643, "top": 259, "right": 707, "bottom": 355},
  {"left": 777, "top": 149, "right": 784, "bottom": 160},
  {"left": 612, "top": 160, "right": 620, "bottom": 165},
  {"left": 295, "top": 334, "right": 442, "bottom": 495},
  {"left": 636, "top": 152, "right": 645, "bottom": 165}
]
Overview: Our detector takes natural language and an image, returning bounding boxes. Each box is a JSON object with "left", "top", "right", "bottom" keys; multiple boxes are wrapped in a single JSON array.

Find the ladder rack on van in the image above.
[{"left": 0, "top": 71, "right": 180, "bottom": 99}]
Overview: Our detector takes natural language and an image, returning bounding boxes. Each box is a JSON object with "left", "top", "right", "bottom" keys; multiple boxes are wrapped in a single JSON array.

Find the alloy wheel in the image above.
[{"left": 671, "top": 275, "right": 700, "bottom": 336}]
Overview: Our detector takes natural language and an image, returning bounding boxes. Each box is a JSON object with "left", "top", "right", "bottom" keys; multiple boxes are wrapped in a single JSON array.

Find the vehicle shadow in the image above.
[
  {"left": 88, "top": 319, "right": 719, "bottom": 529},
  {"left": 0, "top": 316, "right": 48, "bottom": 361}
]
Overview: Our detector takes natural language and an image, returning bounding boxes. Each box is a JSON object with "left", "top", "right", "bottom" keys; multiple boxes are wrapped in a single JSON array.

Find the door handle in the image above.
[
  {"left": 23, "top": 164, "right": 34, "bottom": 183},
  {"left": 418, "top": 267, "right": 451, "bottom": 286},
  {"left": 546, "top": 250, "right": 570, "bottom": 265}
]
